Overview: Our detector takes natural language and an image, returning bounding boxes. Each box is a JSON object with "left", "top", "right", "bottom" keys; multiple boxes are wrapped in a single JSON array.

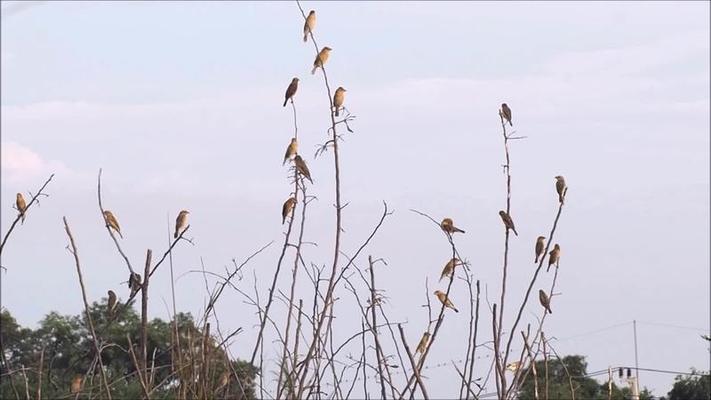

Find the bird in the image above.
[
  {"left": 434, "top": 290, "right": 459, "bottom": 313},
  {"left": 312, "top": 46, "right": 332, "bottom": 74},
  {"left": 439, "top": 258, "right": 461, "bottom": 282},
  {"left": 506, "top": 361, "right": 521, "bottom": 372},
  {"left": 333, "top": 87, "right": 346, "bottom": 117},
  {"left": 282, "top": 197, "right": 297, "bottom": 224},
  {"left": 217, "top": 370, "right": 231, "bottom": 391},
  {"left": 547, "top": 244, "right": 560, "bottom": 272},
  {"left": 294, "top": 155, "right": 313, "bottom": 183},
  {"left": 440, "top": 218, "right": 465, "bottom": 234},
  {"left": 555, "top": 176, "right": 567, "bottom": 204},
  {"left": 103, "top": 210, "right": 123, "bottom": 238},
  {"left": 303, "top": 10, "right": 316, "bottom": 42},
  {"left": 415, "top": 332, "right": 430, "bottom": 354},
  {"left": 107, "top": 290, "right": 117, "bottom": 318},
  {"left": 129, "top": 273, "right": 142, "bottom": 297},
  {"left": 534, "top": 236, "right": 546, "bottom": 263},
  {"left": 283, "top": 138, "right": 298, "bottom": 165},
  {"left": 174, "top": 210, "right": 190, "bottom": 238},
  {"left": 539, "top": 289, "right": 552, "bottom": 314},
  {"left": 283, "top": 77, "right": 299, "bottom": 107},
  {"left": 70, "top": 375, "right": 83, "bottom": 394},
  {"left": 501, "top": 103, "right": 513, "bottom": 126},
  {"left": 498, "top": 210, "right": 518, "bottom": 236},
  {"left": 15, "top": 193, "right": 26, "bottom": 223}
]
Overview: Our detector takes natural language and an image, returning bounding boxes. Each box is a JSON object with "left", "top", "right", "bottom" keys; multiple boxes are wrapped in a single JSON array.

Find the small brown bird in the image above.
[
  {"left": 333, "top": 87, "right": 346, "bottom": 117},
  {"left": 70, "top": 375, "right": 83, "bottom": 394},
  {"left": 539, "top": 289, "right": 552, "bottom": 314},
  {"left": 415, "top": 331, "right": 430, "bottom": 354},
  {"left": 498, "top": 210, "right": 518, "bottom": 236},
  {"left": 534, "top": 236, "right": 546, "bottom": 263},
  {"left": 440, "top": 218, "right": 465, "bottom": 234},
  {"left": 294, "top": 155, "right": 313, "bottom": 183},
  {"left": 501, "top": 103, "right": 513, "bottom": 126},
  {"left": 283, "top": 137, "right": 298, "bottom": 165},
  {"left": 282, "top": 197, "right": 297, "bottom": 224},
  {"left": 506, "top": 361, "right": 522, "bottom": 372},
  {"left": 107, "top": 290, "right": 117, "bottom": 318},
  {"left": 311, "top": 46, "right": 332, "bottom": 74},
  {"left": 434, "top": 290, "right": 459, "bottom": 313},
  {"left": 547, "top": 244, "right": 560, "bottom": 272},
  {"left": 439, "top": 258, "right": 461, "bottom": 282},
  {"left": 555, "top": 176, "right": 567, "bottom": 204},
  {"left": 283, "top": 77, "right": 299, "bottom": 107},
  {"left": 103, "top": 210, "right": 123, "bottom": 238},
  {"left": 129, "top": 272, "right": 142, "bottom": 297},
  {"left": 15, "top": 193, "right": 27, "bottom": 223},
  {"left": 174, "top": 210, "right": 190, "bottom": 238},
  {"left": 303, "top": 10, "right": 316, "bottom": 42}
]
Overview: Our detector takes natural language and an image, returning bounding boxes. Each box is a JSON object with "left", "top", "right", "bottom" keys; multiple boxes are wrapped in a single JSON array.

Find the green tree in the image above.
[{"left": 665, "top": 369, "right": 711, "bottom": 400}]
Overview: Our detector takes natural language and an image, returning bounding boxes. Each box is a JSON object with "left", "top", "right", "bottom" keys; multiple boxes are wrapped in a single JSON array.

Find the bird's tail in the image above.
[
  {"left": 546, "top": 264, "right": 551, "bottom": 272},
  {"left": 303, "top": 32, "right": 308, "bottom": 42},
  {"left": 311, "top": 65, "right": 318, "bottom": 75},
  {"left": 509, "top": 120, "right": 513, "bottom": 127},
  {"left": 20, "top": 213, "right": 25, "bottom": 224},
  {"left": 335, "top": 107, "right": 340, "bottom": 117},
  {"left": 174, "top": 231, "right": 178, "bottom": 239},
  {"left": 118, "top": 231, "right": 123, "bottom": 239},
  {"left": 455, "top": 228, "right": 465, "bottom": 234},
  {"left": 283, "top": 98, "right": 288, "bottom": 107},
  {"left": 512, "top": 228, "right": 518, "bottom": 236},
  {"left": 535, "top": 255, "right": 539, "bottom": 263},
  {"left": 547, "top": 307, "right": 553, "bottom": 314},
  {"left": 453, "top": 307, "right": 459, "bottom": 313},
  {"left": 559, "top": 194, "right": 564, "bottom": 203}
]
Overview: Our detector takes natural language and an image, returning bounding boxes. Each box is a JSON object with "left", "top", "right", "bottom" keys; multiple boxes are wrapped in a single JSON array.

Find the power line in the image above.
[{"left": 636, "top": 320, "right": 709, "bottom": 332}]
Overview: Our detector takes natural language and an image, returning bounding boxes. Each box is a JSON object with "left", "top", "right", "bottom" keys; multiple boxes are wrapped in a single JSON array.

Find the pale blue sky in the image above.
[{"left": 1, "top": 1, "right": 709, "bottom": 398}]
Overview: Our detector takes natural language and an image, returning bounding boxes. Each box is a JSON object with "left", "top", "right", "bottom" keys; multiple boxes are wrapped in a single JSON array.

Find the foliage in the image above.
[
  {"left": 0, "top": 303, "right": 256, "bottom": 399},
  {"left": 665, "top": 369, "right": 711, "bottom": 400}
]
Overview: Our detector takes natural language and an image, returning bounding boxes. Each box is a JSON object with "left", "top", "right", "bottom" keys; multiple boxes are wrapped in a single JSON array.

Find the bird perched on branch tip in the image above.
[
  {"left": 501, "top": 103, "right": 513, "bottom": 126},
  {"left": 303, "top": 10, "right": 316, "bottom": 42},
  {"left": 498, "top": 210, "right": 518, "bottom": 236},
  {"left": 174, "top": 210, "right": 189, "bottom": 239},
  {"left": 283, "top": 77, "right": 299, "bottom": 107},
  {"left": 16, "top": 193, "right": 27, "bottom": 223},
  {"left": 440, "top": 218, "right": 465, "bottom": 234},
  {"left": 434, "top": 290, "right": 459, "bottom": 313},
  {"left": 312, "top": 46, "right": 332, "bottom": 74},
  {"left": 283, "top": 138, "right": 298, "bottom": 165},
  {"left": 294, "top": 155, "right": 313, "bottom": 183},
  {"left": 334, "top": 87, "right": 346, "bottom": 117}
]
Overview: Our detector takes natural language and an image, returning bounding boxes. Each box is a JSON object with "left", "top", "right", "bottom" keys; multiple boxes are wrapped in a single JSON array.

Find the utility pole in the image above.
[{"left": 633, "top": 320, "right": 641, "bottom": 397}]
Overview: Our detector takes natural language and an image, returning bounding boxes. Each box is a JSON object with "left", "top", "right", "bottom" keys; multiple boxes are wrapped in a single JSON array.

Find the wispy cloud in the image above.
[{"left": 0, "top": 141, "right": 71, "bottom": 184}]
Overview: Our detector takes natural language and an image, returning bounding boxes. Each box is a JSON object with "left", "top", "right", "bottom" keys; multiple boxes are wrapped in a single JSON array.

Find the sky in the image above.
[{"left": 1, "top": 1, "right": 709, "bottom": 398}]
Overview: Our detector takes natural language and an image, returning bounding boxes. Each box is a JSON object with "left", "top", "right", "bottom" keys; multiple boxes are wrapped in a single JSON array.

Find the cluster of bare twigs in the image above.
[{"left": 0, "top": 3, "right": 572, "bottom": 400}]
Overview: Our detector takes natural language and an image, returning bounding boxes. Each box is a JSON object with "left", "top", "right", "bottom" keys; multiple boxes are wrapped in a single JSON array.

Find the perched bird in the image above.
[
  {"left": 439, "top": 258, "right": 461, "bottom": 282},
  {"left": 217, "top": 370, "right": 231, "bottom": 391},
  {"left": 539, "top": 289, "right": 552, "bottom": 314},
  {"left": 303, "top": 10, "right": 316, "bottom": 42},
  {"left": 174, "top": 210, "right": 190, "bottom": 238},
  {"left": 107, "top": 290, "right": 117, "bottom": 318},
  {"left": 70, "top": 375, "right": 83, "bottom": 394},
  {"left": 440, "top": 218, "right": 465, "bottom": 234},
  {"left": 555, "top": 176, "right": 567, "bottom": 204},
  {"left": 283, "top": 77, "right": 299, "bottom": 107},
  {"left": 333, "top": 87, "right": 346, "bottom": 117},
  {"left": 16, "top": 193, "right": 27, "bottom": 223},
  {"left": 283, "top": 138, "right": 298, "bottom": 165},
  {"left": 103, "top": 210, "right": 123, "bottom": 238},
  {"left": 129, "top": 273, "right": 142, "bottom": 297},
  {"left": 498, "top": 210, "right": 518, "bottom": 236},
  {"left": 282, "top": 197, "right": 297, "bottom": 224},
  {"left": 534, "top": 236, "right": 546, "bottom": 263},
  {"left": 311, "top": 46, "right": 332, "bottom": 74},
  {"left": 434, "top": 290, "right": 459, "bottom": 313},
  {"left": 501, "top": 103, "right": 513, "bottom": 126},
  {"left": 415, "top": 332, "right": 430, "bottom": 354},
  {"left": 506, "top": 361, "right": 521, "bottom": 372},
  {"left": 294, "top": 155, "right": 313, "bottom": 183},
  {"left": 547, "top": 244, "right": 560, "bottom": 272}
]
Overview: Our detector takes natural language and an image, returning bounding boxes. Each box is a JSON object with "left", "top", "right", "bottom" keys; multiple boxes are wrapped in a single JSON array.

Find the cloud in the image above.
[{"left": 0, "top": 141, "right": 71, "bottom": 184}]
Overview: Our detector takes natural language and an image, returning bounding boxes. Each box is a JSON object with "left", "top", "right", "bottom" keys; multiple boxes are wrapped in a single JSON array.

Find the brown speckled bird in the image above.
[
  {"left": 555, "top": 176, "right": 567, "bottom": 204},
  {"left": 506, "top": 361, "right": 522, "bottom": 372},
  {"left": 282, "top": 197, "right": 297, "bottom": 224},
  {"left": 283, "top": 138, "right": 298, "bottom": 165},
  {"left": 70, "top": 375, "right": 83, "bottom": 394},
  {"left": 16, "top": 193, "right": 27, "bottom": 223},
  {"left": 312, "top": 46, "right": 332, "bottom": 74},
  {"left": 547, "top": 244, "right": 560, "bottom": 272},
  {"left": 283, "top": 77, "right": 299, "bottom": 107},
  {"left": 539, "top": 289, "right": 552, "bottom": 314},
  {"left": 498, "top": 210, "right": 518, "bottom": 236},
  {"left": 535, "top": 236, "right": 546, "bottom": 263},
  {"left": 501, "top": 103, "right": 513, "bottom": 126},
  {"left": 440, "top": 218, "right": 465, "bottom": 234},
  {"left": 434, "top": 290, "right": 459, "bottom": 313},
  {"left": 415, "top": 332, "right": 430, "bottom": 354},
  {"left": 103, "top": 210, "right": 123, "bottom": 238},
  {"left": 129, "top": 273, "right": 142, "bottom": 297},
  {"left": 294, "top": 155, "right": 313, "bottom": 183},
  {"left": 333, "top": 87, "right": 346, "bottom": 117},
  {"left": 439, "top": 258, "right": 461, "bottom": 282},
  {"left": 303, "top": 10, "right": 316, "bottom": 42},
  {"left": 174, "top": 210, "right": 189, "bottom": 238},
  {"left": 107, "top": 290, "right": 117, "bottom": 318}
]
